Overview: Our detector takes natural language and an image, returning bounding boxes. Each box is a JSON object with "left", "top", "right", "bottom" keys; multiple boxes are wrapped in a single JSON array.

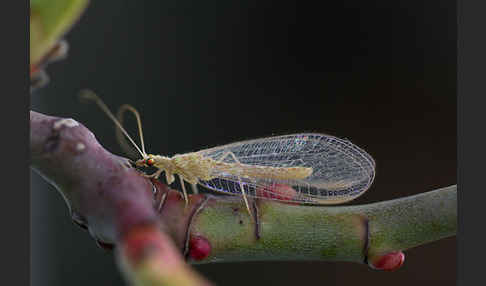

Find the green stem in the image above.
[{"left": 189, "top": 185, "right": 456, "bottom": 264}]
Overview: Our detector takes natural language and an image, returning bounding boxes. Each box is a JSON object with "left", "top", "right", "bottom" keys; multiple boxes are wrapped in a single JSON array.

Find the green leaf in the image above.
[{"left": 30, "top": 0, "right": 89, "bottom": 65}]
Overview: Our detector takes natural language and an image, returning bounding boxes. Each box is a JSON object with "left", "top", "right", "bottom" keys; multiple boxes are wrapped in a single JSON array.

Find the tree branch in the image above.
[
  {"left": 185, "top": 185, "right": 456, "bottom": 266},
  {"left": 30, "top": 110, "right": 211, "bottom": 286},
  {"left": 30, "top": 110, "right": 457, "bottom": 285}
]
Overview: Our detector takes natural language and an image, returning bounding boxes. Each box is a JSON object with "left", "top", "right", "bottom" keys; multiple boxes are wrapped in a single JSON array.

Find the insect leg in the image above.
[
  {"left": 178, "top": 175, "right": 189, "bottom": 206},
  {"left": 215, "top": 152, "right": 254, "bottom": 219},
  {"left": 238, "top": 177, "right": 253, "bottom": 220},
  {"left": 191, "top": 183, "right": 199, "bottom": 194},
  {"left": 153, "top": 169, "right": 164, "bottom": 179},
  {"left": 142, "top": 168, "right": 163, "bottom": 179}
]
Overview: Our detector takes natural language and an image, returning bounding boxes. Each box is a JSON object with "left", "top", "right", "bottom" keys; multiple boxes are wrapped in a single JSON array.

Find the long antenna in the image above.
[
  {"left": 78, "top": 89, "right": 146, "bottom": 158},
  {"left": 117, "top": 104, "right": 147, "bottom": 156}
]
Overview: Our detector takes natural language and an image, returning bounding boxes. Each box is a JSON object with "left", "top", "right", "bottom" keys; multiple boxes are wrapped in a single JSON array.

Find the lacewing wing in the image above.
[{"left": 195, "top": 133, "right": 375, "bottom": 204}]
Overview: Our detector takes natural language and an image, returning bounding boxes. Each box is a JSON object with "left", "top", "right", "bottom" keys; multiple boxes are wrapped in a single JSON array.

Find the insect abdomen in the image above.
[
  {"left": 214, "top": 162, "right": 313, "bottom": 180},
  {"left": 243, "top": 165, "right": 312, "bottom": 180}
]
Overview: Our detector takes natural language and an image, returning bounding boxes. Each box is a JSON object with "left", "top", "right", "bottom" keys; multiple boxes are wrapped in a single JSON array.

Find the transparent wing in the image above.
[{"left": 196, "top": 133, "right": 375, "bottom": 204}]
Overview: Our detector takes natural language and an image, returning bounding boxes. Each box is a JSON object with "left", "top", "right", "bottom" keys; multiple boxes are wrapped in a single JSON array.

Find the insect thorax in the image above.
[{"left": 171, "top": 153, "right": 214, "bottom": 182}]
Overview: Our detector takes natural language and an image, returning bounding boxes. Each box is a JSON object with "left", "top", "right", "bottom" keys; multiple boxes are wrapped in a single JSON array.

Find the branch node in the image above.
[
  {"left": 252, "top": 199, "right": 261, "bottom": 240},
  {"left": 362, "top": 217, "right": 370, "bottom": 264}
]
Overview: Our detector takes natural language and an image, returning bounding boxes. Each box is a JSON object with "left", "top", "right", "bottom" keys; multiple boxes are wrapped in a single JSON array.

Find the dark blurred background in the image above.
[{"left": 31, "top": 0, "right": 456, "bottom": 285}]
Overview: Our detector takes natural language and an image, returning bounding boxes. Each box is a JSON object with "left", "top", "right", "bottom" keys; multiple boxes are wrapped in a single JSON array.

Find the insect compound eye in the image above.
[{"left": 146, "top": 158, "right": 155, "bottom": 166}]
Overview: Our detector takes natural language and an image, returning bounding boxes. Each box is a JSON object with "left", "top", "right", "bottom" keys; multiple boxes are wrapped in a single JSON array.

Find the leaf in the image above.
[{"left": 30, "top": 0, "right": 89, "bottom": 66}]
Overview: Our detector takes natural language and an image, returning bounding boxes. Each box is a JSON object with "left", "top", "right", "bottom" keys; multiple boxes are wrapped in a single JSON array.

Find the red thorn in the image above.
[
  {"left": 188, "top": 235, "right": 211, "bottom": 261},
  {"left": 369, "top": 251, "right": 405, "bottom": 271}
]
